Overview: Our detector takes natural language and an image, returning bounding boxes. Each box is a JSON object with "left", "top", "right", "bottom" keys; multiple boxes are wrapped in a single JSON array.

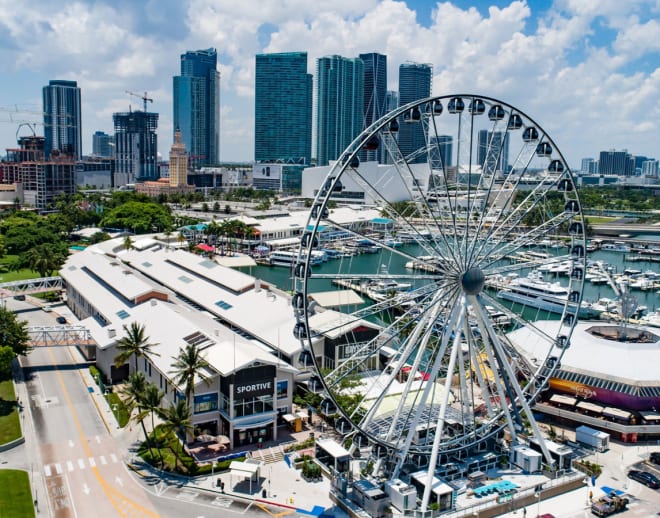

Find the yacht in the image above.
[
  {"left": 268, "top": 250, "right": 323, "bottom": 267},
  {"left": 496, "top": 272, "right": 600, "bottom": 318},
  {"left": 368, "top": 265, "right": 412, "bottom": 295},
  {"left": 601, "top": 241, "right": 631, "bottom": 253}
]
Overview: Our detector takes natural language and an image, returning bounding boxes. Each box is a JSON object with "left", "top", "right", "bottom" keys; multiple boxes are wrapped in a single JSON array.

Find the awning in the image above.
[
  {"left": 282, "top": 413, "right": 298, "bottom": 423},
  {"left": 229, "top": 461, "right": 260, "bottom": 478},
  {"left": 196, "top": 243, "right": 214, "bottom": 252},
  {"left": 603, "top": 407, "right": 631, "bottom": 420},
  {"left": 309, "top": 290, "right": 364, "bottom": 308},
  {"left": 234, "top": 415, "right": 275, "bottom": 431},
  {"left": 576, "top": 401, "right": 604, "bottom": 414},
  {"left": 550, "top": 394, "right": 577, "bottom": 406}
]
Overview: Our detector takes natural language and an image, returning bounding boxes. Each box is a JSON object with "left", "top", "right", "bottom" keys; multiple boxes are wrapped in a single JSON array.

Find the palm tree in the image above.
[
  {"left": 142, "top": 383, "right": 165, "bottom": 464},
  {"left": 123, "top": 235, "right": 135, "bottom": 251},
  {"left": 159, "top": 399, "right": 193, "bottom": 470},
  {"left": 120, "top": 372, "right": 153, "bottom": 458},
  {"left": 170, "top": 343, "right": 211, "bottom": 439},
  {"left": 114, "top": 322, "right": 160, "bottom": 374},
  {"left": 22, "top": 243, "right": 67, "bottom": 277}
]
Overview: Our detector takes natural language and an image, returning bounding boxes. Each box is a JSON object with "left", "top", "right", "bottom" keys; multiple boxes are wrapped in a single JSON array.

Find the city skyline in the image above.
[{"left": 0, "top": 0, "right": 658, "bottom": 167}]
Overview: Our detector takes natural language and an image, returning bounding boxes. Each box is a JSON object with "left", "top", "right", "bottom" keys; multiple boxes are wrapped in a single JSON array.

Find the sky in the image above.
[{"left": 0, "top": 0, "right": 658, "bottom": 168}]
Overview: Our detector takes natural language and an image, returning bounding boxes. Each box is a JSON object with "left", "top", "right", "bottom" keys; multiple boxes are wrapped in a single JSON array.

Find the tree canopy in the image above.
[
  {"left": 101, "top": 201, "right": 173, "bottom": 234},
  {"left": 0, "top": 306, "right": 30, "bottom": 356}
]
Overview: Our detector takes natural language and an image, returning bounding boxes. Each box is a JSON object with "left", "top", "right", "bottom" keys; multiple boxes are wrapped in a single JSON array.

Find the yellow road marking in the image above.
[
  {"left": 255, "top": 503, "right": 295, "bottom": 517},
  {"left": 46, "top": 346, "right": 160, "bottom": 517}
]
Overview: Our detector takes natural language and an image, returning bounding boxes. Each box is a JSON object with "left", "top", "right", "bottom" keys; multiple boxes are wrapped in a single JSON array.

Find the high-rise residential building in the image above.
[
  {"left": 169, "top": 129, "right": 188, "bottom": 187},
  {"left": 398, "top": 63, "right": 432, "bottom": 164},
  {"left": 477, "top": 130, "right": 509, "bottom": 174},
  {"left": 113, "top": 110, "right": 159, "bottom": 186},
  {"left": 173, "top": 48, "right": 220, "bottom": 168},
  {"left": 359, "top": 53, "right": 387, "bottom": 163},
  {"left": 598, "top": 149, "right": 635, "bottom": 176},
  {"left": 43, "top": 80, "right": 82, "bottom": 160},
  {"left": 92, "top": 131, "right": 113, "bottom": 158},
  {"left": 641, "top": 159, "right": 658, "bottom": 177},
  {"left": 255, "top": 52, "right": 313, "bottom": 165},
  {"left": 316, "top": 55, "right": 364, "bottom": 166},
  {"left": 429, "top": 135, "right": 453, "bottom": 169},
  {"left": 581, "top": 158, "right": 596, "bottom": 175}
]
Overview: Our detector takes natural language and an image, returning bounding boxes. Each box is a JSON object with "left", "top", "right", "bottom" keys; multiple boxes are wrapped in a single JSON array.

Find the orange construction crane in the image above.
[{"left": 125, "top": 90, "right": 153, "bottom": 112}]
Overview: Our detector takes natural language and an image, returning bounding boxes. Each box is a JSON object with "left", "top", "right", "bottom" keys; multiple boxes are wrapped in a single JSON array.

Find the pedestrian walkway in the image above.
[{"left": 43, "top": 453, "right": 120, "bottom": 477}]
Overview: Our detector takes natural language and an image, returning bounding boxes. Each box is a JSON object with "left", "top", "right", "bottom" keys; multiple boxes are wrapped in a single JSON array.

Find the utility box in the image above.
[
  {"left": 352, "top": 479, "right": 389, "bottom": 518},
  {"left": 510, "top": 445, "right": 542, "bottom": 473},
  {"left": 576, "top": 425, "right": 610, "bottom": 452},
  {"left": 385, "top": 479, "right": 417, "bottom": 512}
]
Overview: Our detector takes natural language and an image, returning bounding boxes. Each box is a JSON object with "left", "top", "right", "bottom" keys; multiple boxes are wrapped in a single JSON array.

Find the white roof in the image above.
[
  {"left": 410, "top": 471, "right": 453, "bottom": 495},
  {"left": 507, "top": 320, "right": 660, "bottom": 384},
  {"left": 309, "top": 290, "right": 364, "bottom": 308},
  {"left": 308, "top": 309, "right": 379, "bottom": 340},
  {"left": 550, "top": 394, "right": 576, "bottom": 406},
  {"left": 316, "top": 438, "right": 350, "bottom": 458},
  {"left": 214, "top": 255, "right": 257, "bottom": 268},
  {"left": 229, "top": 460, "right": 260, "bottom": 476}
]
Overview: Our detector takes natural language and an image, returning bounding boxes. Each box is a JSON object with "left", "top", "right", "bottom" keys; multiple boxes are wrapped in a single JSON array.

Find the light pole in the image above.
[{"left": 536, "top": 491, "right": 541, "bottom": 516}]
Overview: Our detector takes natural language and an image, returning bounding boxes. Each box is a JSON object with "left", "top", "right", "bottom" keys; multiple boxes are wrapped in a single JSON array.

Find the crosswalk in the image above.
[{"left": 44, "top": 453, "right": 120, "bottom": 477}]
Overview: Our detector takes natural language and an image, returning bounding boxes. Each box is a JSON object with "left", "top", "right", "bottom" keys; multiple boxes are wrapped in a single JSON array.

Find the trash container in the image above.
[
  {"left": 262, "top": 489, "right": 267, "bottom": 498},
  {"left": 310, "top": 432, "right": 315, "bottom": 439}
]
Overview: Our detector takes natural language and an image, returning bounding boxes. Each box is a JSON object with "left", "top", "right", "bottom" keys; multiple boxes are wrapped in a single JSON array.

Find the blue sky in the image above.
[{"left": 0, "top": 0, "right": 658, "bottom": 167}]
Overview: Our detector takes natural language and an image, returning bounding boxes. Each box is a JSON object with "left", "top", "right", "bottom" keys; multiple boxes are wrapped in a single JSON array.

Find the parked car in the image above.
[
  {"left": 56, "top": 316, "right": 67, "bottom": 324},
  {"left": 627, "top": 469, "right": 660, "bottom": 489},
  {"left": 650, "top": 452, "right": 660, "bottom": 465}
]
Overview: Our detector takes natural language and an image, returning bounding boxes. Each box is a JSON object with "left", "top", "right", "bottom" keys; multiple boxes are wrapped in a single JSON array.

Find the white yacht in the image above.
[
  {"left": 496, "top": 272, "right": 600, "bottom": 318},
  {"left": 268, "top": 250, "right": 323, "bottom": 267}
]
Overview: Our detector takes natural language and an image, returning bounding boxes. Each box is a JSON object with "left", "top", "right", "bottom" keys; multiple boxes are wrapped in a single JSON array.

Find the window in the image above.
[
  {"left": 194, "top": 393, "right": 219, "bottom": 414},
  {"left": 233, "top": 394, "right": 273, "bottom": 418},
  {"left": 276, "top": 380, "right": 288, "bottom": 399}
]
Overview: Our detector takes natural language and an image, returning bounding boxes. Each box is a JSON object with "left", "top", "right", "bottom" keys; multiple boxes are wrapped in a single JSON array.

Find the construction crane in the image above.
[{"left": 125, "top": 90, "right": 153, "bottom": 112}]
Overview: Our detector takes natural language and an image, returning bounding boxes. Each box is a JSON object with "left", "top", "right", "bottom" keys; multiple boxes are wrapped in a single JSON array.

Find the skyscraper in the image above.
[
  {"left": 43, "top": 80, "right": 82, "bottom": 160},
  {"left": 429, "top": 135, "right": 453, "bottom": 169},
  {"left": 173, "top": 48, "right": 220, "bottom": 167},
  {"left": 398, "top": 63, "right": 432, "bottom": 164},
  {"left": 255, "top": 52, "right": 313, "bottom": 164},
  {"left": 598, "top": 149, "right": 635, "bottom": 176},
  {"left": 359, "top": 53, "right": 387, "bottom": 163},
  {"left": 92, "top": 131, "right": 113, "bottom": 158},
  {"left": 477, "top": 130, "right": 509, "bottom": 174},
  {"left": 316, "top": 55, "right": 364, "bottom": 166},
  {"left": 113, "top": 110, "right": 159, "bottom": 186}
]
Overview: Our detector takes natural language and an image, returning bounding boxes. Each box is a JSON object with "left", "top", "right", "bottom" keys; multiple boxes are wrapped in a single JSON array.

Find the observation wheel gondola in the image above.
[{"left": 292, "top": 95, "right": 586, "bottom": 511}]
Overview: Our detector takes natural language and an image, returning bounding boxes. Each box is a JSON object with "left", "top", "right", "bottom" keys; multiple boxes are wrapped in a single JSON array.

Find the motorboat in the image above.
[{"left": 268, "top": 250, "right": 323, "bottom": 267}]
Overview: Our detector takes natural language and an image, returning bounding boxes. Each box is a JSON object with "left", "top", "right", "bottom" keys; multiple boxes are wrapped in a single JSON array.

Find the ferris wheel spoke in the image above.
[
  {"left": 470, "top": 298, "right": 555, "bottom": 465},
  {"left": 466, "top": 141, "right": 538, "bottom": 266}
]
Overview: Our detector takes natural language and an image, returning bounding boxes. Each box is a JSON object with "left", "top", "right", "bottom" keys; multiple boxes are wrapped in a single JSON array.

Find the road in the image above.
[{"left": 21, "top": 344, "right": 160, "bottom": 517}]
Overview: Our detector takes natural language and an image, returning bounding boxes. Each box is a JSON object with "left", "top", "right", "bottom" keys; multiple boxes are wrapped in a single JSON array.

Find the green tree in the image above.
[
  {"left": 123, "top": 235, "right": 135, "bottom": 251},
  {"left": 113, "top": 322, "right": 160, "bottom": 373},
  {"left": 21, "top": 243, "right": 68, "bottom": 277},
  {"left": 170, "top": 343, "right": 211, "bottom": 438},
  {"left": 159, "top": 399, "right": 193, "bottom": 470},
  {"left": 0, "top": 345, "right": 15, "bottom": 379},
  {"left": 120, "top": 372, "right": 154, "bottom": 458},
  {"left": 100, "top": 200, "right": 173, "bottom": 234},
  {"left": 0, "top": 306, "right": 30, "bottom": 356}
]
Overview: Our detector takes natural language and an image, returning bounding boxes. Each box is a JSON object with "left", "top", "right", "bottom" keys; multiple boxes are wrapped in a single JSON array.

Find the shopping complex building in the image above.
[
  {"left": 507, "top": 320, "right": 660, "bottom": 442},
  {"left": 59, "top": 236, "right": 378, "bottom": 448}
]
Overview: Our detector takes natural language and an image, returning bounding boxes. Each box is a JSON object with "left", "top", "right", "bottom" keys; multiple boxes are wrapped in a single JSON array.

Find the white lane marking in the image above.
[
  {"left": 175, "top": 490, "right": 198, "bottom": 501},
  {"left": 95, "top": 435, "right": 101, "bottom": 444},
  {"left": 114, "top": 476, "right": 124, "bottom": 487},
  {"left": 63, "top": 474, "right": 79, "bottom": 518},
  {"left": 100, "top": 456, "right": 107, "bottom": 465},
  {"left": 68, "top": 439, "right": 75, "bottom": 448},
  {"left": 55, "top": 463, "right": 63, "bottom": 474},
  {"left": 44, "top": 465, "right": 52, "bottom": 477},
  {"left": 110, "top": 453, "right": 118, "bottom": 463},
  {"left": 67, "top": 461, "right": 74, "bottom": 472},
  {"left": 88, "top": 457, "right": 96, "bottom": 467},
  {"left": 78, "top": 458, "right": 85, "bottom": 469},
  {"left": 82, "top": 483, "right": 91, "bottom": 495}
]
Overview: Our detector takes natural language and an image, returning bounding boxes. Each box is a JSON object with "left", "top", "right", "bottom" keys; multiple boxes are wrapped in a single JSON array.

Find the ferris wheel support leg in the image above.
[
  {"left": 391, "top": 296, "right": 460, "bottom": 480},
  {"left": 421, "top": 297, "right": 466, "bottom": 513},
  {"left": 471, "top": 297, "right": 555, "bottom": 468}
]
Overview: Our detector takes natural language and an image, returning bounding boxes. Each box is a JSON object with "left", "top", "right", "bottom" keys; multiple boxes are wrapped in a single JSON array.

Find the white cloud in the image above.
[{"left": 0, "top": 0, "right": 657, "bottom": 166}]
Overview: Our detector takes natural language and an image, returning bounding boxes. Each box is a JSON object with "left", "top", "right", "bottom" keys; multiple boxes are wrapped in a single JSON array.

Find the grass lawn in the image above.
[
  {"left": 0, "top": 470, "right": 34, "bottom": 517},
  {"left": 106, "top": 391, "right": 130, "bottom": 428},
  {"left": 0, "top": 378, "right": 21, "bottom": 444}
]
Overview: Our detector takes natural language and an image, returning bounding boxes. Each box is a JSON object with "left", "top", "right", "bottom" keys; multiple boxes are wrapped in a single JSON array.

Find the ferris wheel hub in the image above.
[{"left": 461, "top": 267, "right": 485, "bottom": 295}]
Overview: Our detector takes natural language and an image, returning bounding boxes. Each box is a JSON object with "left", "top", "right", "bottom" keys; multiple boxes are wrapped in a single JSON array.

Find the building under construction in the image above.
[
  {"left": 0, "top": 135, "right": 75, "bottom": 211},
  {"left": 112, "top": 110, "right": 158, "bottom": 186}
]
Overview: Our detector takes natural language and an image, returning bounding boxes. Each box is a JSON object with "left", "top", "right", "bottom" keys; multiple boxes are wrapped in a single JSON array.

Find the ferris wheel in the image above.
[{"left": 292, "top": 95, "right": 586, "bottom": 510}]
